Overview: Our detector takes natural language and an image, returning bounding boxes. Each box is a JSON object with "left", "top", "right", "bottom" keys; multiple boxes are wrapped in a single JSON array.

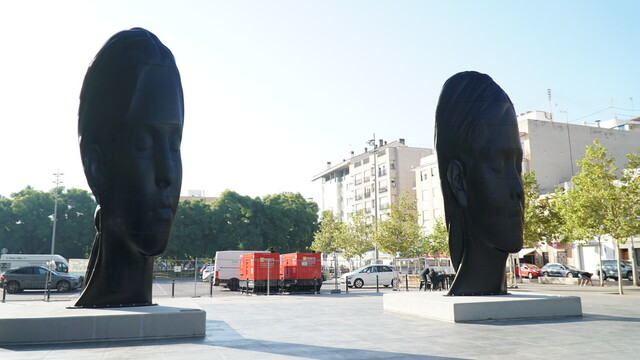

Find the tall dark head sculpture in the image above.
[
  {"left": 435, "top": 71, "right": 523, "bottom": 296},
  {"left": 75, "top": 28, "right": 183, "bottom": 307}
]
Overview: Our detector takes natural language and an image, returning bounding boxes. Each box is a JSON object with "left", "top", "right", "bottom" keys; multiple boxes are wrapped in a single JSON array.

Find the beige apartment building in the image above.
[
  {"left": 313, "top": 138, "right": 432, "bottom": 222},
  {"left": 415, "top": 111, "right": 640, "bottom": 271}
]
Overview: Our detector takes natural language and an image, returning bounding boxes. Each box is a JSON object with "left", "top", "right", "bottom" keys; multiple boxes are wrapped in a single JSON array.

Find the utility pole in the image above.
[
  {"left": 46, "top": 170, "right": 63, "bottom": 302},
  {"left": 367, "top": 134, "right": 379, "bottom": 262}
]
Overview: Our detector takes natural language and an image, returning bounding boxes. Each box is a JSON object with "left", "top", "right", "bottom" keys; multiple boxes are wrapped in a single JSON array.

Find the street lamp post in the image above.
[
  {"left": 46, "top": 171, "right": 63, "bottom": 302},
  {"left": 367, "top": 135, "right": 379, "bottom": 262}
]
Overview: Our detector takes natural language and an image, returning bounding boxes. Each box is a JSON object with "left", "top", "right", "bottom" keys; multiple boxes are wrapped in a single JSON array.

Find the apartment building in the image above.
[
  {"left": 519, "top": 110, "right": 640, "bottom": 193},
  {"left": 413, "top": 154, "right": 445, "bottom": 234},
  {"left": 313, "top": 139, "right": 432, "bottom": 222}
]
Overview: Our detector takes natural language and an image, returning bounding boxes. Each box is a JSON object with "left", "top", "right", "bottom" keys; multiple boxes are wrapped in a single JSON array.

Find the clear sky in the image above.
[{"left": 1, "top": 1, "right": 639, "bottom": 201}]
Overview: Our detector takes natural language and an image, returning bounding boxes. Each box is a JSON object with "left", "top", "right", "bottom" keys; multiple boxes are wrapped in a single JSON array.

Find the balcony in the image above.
[{"left": 378, "top": 186, "right": 388, "bottom": 193}]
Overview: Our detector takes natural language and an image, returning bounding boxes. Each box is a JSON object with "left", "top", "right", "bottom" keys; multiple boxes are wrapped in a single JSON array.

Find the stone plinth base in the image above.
[
  {"left": 538, "top": 276, "right": 580, "bottom": 285},
  {"left": 0, "top": 299, "right": 206, "bottom": 345},
  {"left": 383, "top": 291, "right": 582, "bottom": 323}
]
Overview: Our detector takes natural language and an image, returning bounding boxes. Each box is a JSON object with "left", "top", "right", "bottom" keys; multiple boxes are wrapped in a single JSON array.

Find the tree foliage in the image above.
[
  {"left": 311, "top": 210, "right": 348, "bottom": 254},
  {"left": 0, "top": 186, "right": 96, "bottom": 259},
  {"left": 374, "top": 193, "right": 424, "bottom": 256},
  {"left": 557, "top": 141, "right": 627, "bottom": 242},
  {"left": 166, "top": 190, "right": 319, "bottom": 258},
  {"left": 1, "top": 187, "right": 319, "bottom": 260},
  {"left": 343, "top": 210, "right": 374, "bottom": 258},
  {"left": 522, "top": 171, "right": 566, "bottom": 246}
]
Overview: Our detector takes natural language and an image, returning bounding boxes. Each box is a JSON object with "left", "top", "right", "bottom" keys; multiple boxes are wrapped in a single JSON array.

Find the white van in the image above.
[
  {"left": 213, "top": 250, "right": 270, "bottom": 291},
  {"left": 0, "top": 254, "right": 70, "bottom": 273}
]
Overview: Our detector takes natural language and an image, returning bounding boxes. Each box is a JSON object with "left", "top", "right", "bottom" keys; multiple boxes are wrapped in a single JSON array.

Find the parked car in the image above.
[
  {"left": 540, "top": 263, "right": 584, "bottom": 278},
  {"left": 200, "top": 264, "right": 215, "bottom": 282},
  {"left": 595, "top": 260, "right": 635, "bottom": 281},
  {"left": 0, "top": 266, "right": 81, "bottom": 293},
  {"left": 515, "top": 263, "right": 541, "bottom": 279},
  {"left": 340, "top": 264, "right": 398, "bottom": 288}
]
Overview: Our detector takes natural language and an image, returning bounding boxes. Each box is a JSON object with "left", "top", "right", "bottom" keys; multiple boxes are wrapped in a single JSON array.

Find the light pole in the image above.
[
  {"left": 560, "top": 109, "right": 575, "bottom": 177},
  {"left": 367, "top": 135, "right": 379, "bottom": 262},
  {"left": 46, "top": 171, "right": 63, "bottom": 301}
]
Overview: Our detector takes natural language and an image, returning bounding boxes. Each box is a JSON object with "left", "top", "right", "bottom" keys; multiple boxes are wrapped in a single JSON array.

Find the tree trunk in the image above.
[
  {"left": 598, "top": 236, "right": 605, "bottom": 287},
  {"left": 615, "top": 241, "right": 624, "bottom": 295},
  {"left": 631, "top": 236, "right": 638, "bottom": 287}
]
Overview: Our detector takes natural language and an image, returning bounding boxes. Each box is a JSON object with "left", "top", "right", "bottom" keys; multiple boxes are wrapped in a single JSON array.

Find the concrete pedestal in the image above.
[
  {"left": 383, "top": 291, "right": 582, "bottom": 323},
  {"left": 0, "top": 299, "right": 206, "bottom": 345}
]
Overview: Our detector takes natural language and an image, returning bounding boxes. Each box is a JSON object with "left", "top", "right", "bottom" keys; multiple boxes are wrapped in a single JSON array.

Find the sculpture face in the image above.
[
  {"left": 464, "top": 123, "right": 523, "bottom": 253},
  {"left": 435, "top": 71, "right": 523, "bottom": 296},
  {"left": 102, "top": 69, "right": 183, "bottom": 256}
]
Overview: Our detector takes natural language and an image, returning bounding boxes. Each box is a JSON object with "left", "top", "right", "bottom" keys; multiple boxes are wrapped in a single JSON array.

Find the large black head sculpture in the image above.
[
  {"left": 435, "top": 71, "right": 523, "bottom": 296},
  {"left": 75, "top": 28, "right": 183, "bottom": 307}
]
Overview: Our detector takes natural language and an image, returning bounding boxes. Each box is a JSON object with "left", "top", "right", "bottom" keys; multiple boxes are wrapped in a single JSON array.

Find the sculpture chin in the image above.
[{"left": 130, "top": 230, "right": 172, "bottom": 256}]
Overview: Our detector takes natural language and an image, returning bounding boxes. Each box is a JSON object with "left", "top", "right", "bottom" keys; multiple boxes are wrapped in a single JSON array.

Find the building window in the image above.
[
  {"left": 363, "top": 158, "right": 369, "bottom": 164},
  {"left": 430, "top": 167, "right": 436, "bottom": 177},
  {"left": 364, "top": 187, "right": 371, "bottom": 198},
  {"left": 378, "top": 163, "right": 387, "bottom": 177},
  {"left": 365, "top": 201, "right": 372, "bottom": 214},
  {"left": 355, "top": 188, "right": 363, "bottom": 201},
  {"left": 379, "top": 196, "right": 389, "bottom": 210},
  {"left": 379, "top": 180, "right": 388, "bottom": 193},
  {"left": 354, "top": 161, "right": 361, "bottom": 168},
  {"left": 390, "top": 161, "right": 395, "bottom": 170},
  {"left": 364, "top": 170, "right": 370, "bottom": 183},
  {"left": 421, "top": 170, "right": 428, "bottom": 181},
  {"left": 390, "top": 179, "right": 396, "bottom": 188},
  {"left": 354, "top": 173, "right": 362, "bottom": 185}
]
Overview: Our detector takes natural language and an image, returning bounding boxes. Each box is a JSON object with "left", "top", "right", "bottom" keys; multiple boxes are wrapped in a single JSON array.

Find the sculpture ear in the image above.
[
  {"left": 447, "top": 159, "right": 468, "bottom": 207},
  {"left": 84, "top": 145, "right": 106, "bottom": 200}
]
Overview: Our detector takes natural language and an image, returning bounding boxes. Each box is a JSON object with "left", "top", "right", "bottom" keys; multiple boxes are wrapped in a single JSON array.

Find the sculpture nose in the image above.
[{"left": 155, "top": 146, "right": 175, "bottom": 189}]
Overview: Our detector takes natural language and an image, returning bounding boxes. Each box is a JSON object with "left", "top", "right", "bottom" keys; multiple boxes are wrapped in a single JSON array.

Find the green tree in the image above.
[
  {"left": 522, "top": 171, "right": 566, "bottom": 247},
  {"left": 168, "top": 198, "right": 217, "bottom": 258},
  {"left": 261, "top": 193, "right": 319, "bottom": 253},
  {"left": 311, "top": 210, "right": 347, "bottom": 254},
  {"left": 210, "top": 190, "right": 264, "bottom": 251},
  {"left": 55, "top": 188, "right": 97, "bottom": 258},
  {"left": 0, "top": 196, "right": 15, "bottom": 251},
  {"left": 342, "top": 210, "right": 374, "bottom": 259},
  {"left": 558, "top": 141, "right": 631, "bottom": 293},
  {"left": 619, "top": 151, "right": 640, "bottom": 285},
  {"left": 9, "top": 186, "right": 54, "bottom": 254},
  {"left": 374, "top": 193, "right": 424, "bottom": 257},
  {"left": 425, "top": 217, "right": 449, "bottom": 256}
]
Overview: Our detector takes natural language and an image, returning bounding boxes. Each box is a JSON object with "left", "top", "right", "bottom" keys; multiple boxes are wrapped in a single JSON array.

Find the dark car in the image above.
[
  {"left": 0, "top": 266, "right": 81, "bottom": 293},
  {"left": 595, "top": 260, "right": 635, "bottom": 281},
  {"left": 540, "top": 263, "right": 583, "bottom": 278}
]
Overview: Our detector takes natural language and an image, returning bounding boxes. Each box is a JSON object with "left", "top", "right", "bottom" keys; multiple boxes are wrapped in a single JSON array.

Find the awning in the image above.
[{"left": 517, "top": 248, "right": 536, "bottom": 258}]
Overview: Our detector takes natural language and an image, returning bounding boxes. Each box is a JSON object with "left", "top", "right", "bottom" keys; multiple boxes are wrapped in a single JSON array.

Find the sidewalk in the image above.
[{"left": 1, "top": 281, "right": 640, "bottom": 359}]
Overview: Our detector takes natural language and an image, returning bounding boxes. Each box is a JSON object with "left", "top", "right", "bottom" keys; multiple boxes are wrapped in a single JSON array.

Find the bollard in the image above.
[
  {"left": 210, "top": 273, "right": 214, "bottom": 297},
  {"left": 172, "top": 278, "right": 175, "bottom": 298},
  {"left": 314, "top": 277, "right": 318, "bottom": 295},
  {"left": 345, "top": 276, "right": 349, "bottom": 293},
  {"left": 2, "top": 284, "right": 5, "bottom": 303},
  {"left": 405, "top": 274, "right": 409, "bottom": 291},
  {"left": 376, "top": 275, "right": 379, "bottom": 293}
]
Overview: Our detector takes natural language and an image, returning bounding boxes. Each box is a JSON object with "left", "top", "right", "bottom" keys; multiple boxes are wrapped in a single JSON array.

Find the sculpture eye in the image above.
[{"left": 135, "top": 132, "right": 153, "bottom": 150}]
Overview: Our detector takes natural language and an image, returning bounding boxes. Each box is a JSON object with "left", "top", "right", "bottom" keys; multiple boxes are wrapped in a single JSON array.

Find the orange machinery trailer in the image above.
[
  {"left": 239, "top": 252, "right": 280, "bottom": 294},
  {"left": 280, "top": 252, "right": 322, "bottom": 293}
]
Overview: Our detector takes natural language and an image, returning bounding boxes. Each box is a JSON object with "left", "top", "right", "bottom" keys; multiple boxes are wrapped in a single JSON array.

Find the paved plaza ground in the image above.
[{"left": 1, "top": 280, "right": 639, "bottom": 359}]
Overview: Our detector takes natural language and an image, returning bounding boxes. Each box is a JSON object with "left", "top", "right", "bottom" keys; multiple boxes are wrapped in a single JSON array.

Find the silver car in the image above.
[{"left": 340, "top": 264, "right": 399, "bottom": 288}]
